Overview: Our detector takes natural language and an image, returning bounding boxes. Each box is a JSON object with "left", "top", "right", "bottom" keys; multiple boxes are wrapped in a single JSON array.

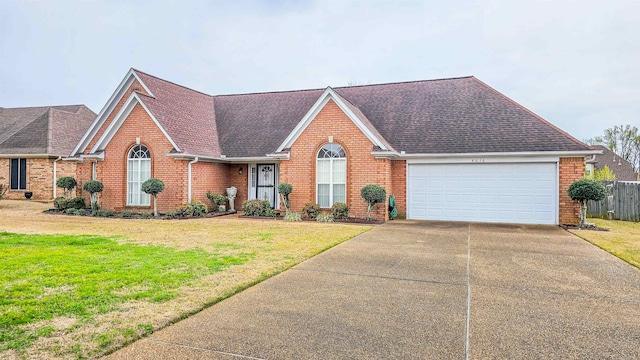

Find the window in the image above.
[
  {"left": 316, "top": 144, "right": 346, "bottom": 207},
  {"left": 127, "top": 145, "right": 151, "bottom": 206},
  {"left": 10, "top": 158, "right": 26, "bottom": 190}
]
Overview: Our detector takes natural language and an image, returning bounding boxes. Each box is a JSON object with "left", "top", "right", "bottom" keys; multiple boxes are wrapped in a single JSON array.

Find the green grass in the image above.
[
  {"left": 0, "top": 232, "right": 251, "bottom": 351},
  {"left": 569, "top": 219, "right": 640, "bottom": 269}
]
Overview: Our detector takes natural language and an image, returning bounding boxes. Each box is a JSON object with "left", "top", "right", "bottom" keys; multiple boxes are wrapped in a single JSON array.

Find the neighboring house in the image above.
[
  {"left": 586, "top": 145, "right": 638, "bottom": 181},
  {"left": 69, "top": 69, "right": 596, "bottom": 225},
  {"left": 0, "top": 105, "right": 96, "bottom": 200}
]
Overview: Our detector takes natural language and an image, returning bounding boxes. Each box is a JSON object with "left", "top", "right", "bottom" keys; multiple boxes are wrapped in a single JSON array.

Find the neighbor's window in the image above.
[
  {"left": 316, "top": 144, "right": 346, "bottom": 207},
  {"left": 127, "top": 145, "right": 151, "bottom": 206},
  {"left": 10, "top": 158, "right": 27, "bottom": 190}
]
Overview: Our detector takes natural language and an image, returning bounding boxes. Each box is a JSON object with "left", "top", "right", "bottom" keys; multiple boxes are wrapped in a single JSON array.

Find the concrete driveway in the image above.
[{"left": 108, "top": 222, "right": 640, "bottom": 359}]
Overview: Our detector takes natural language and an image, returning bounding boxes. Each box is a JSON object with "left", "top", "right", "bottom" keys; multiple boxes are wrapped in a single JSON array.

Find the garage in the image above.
[{"left": 407, "top": 162, "right": 557, "bottom": 225}]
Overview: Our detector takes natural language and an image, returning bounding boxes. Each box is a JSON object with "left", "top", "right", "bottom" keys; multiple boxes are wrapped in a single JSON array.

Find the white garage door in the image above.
[{"left": 407, "top": 163, "right": 557, "bottom": 225}]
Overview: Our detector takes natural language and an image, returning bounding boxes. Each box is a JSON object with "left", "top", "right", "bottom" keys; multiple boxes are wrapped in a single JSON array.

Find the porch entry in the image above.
[{"left": 248, "top": 163, "right": 279, "bottom": 208}]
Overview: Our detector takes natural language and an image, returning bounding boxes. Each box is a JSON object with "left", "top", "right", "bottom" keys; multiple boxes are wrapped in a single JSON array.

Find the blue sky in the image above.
[{"left": 1, "top": 0, "right": 638, "bottom": 141}]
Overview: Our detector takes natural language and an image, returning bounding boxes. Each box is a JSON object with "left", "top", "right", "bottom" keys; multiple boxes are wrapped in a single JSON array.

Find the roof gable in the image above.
[
  {"left": 276, "top": 87, "right": 390, "bottom": 153},
  {"left": 590, "top": 145, "right": 638, "bottom": 181}
]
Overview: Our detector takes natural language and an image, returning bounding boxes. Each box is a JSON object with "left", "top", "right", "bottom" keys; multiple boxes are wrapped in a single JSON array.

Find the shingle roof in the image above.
[
  {"left": 588, "top": 145, "right": 638, "bottom": 181},
  {"left": 121, "top": 70, "right": 591, "bottom": 158},
  {"left": 133, "top": 70, "right": 221, "bottom": 157},
  {"left": 0, "top": 105, "right": 96, "bottom": 155}
]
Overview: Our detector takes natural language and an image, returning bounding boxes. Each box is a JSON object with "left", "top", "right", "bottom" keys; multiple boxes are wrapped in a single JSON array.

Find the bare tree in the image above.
[{"left": 590, "top": 125, "right": 640, "bottom": 172}]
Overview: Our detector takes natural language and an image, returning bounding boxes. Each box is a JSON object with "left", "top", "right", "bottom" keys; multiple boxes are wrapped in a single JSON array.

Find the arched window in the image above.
[
  {"left": 317, "top": 144, "right": 346, "bottom": 207},
  {"left": 127, "top": 145, "right": 151, "bottom": 206}
]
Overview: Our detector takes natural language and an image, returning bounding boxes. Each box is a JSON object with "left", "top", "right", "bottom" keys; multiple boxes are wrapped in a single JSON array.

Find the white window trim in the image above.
[
  {"left": 127, "top": 146, "right": 151, "bottom": 206},
  {"left": 316, "top": 146, "right": 347, "bottom": 208}
]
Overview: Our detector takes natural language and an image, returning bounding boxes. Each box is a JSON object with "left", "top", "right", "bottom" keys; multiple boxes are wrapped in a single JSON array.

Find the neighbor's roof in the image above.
[
  {"left": 121, "top": 70, "right": 591, "bottom": 158},
  {"left": 0, "top": 105, "right": 96, "bottom": 155},
  {"left": 588, "top": 145, "right": 638, "bottom": 181}
]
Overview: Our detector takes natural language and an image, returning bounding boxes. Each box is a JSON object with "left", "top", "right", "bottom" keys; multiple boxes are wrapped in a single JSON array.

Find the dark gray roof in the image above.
[
  {"left": 123, "top": 70, "right": 591, "bottom": 158},
  {"left": 0, "top": 105, "right": 96, "bottom": 155},
  {"left": 589, "top": 145, "right": 638, "bottom": 181}
]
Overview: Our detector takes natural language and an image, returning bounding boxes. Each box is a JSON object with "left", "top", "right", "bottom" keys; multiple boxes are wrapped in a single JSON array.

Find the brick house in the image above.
[
  {"left": 69, "top": 69, "right": 596, "bottom": 224},
  {"left": 0, "top": 105, "right": 96, "bottom": 200},
  {"left": 586, "top": 145, "right": 638, "bottom": 181}
]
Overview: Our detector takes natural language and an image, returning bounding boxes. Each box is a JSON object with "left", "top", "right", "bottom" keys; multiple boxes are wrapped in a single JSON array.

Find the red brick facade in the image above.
[
  {"left": 278, "top": 100, "right": 392, "bottom": 220},
  {"left": 559, "top": 157, "right": 585, "bottom": 225}
]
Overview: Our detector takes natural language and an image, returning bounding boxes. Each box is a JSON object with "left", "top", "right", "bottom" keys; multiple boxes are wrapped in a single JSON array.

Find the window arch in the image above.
[
  {"left": 127, "top": 145, "right": 151, "bottom": 206},
  {"left": 316, "top": 144, "right": 346, "bottom": 207}
]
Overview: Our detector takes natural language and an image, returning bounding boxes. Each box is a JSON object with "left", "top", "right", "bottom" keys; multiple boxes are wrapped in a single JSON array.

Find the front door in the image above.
[{"left": 257, "top": 164, "right": 276, "bottom": 208}]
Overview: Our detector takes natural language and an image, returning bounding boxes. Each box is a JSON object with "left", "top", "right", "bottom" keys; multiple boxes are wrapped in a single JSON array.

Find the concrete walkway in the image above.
[{"left": 107, "top": 222, "right": 640, "bottom": 359}]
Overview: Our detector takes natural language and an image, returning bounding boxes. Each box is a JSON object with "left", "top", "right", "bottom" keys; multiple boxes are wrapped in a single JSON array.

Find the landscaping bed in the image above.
[
  {"left": 238, "top": 215, "right": 385, "bottom": 225},
  {"left": 43, "top": 208, "right": 237, "bottom": 220}
]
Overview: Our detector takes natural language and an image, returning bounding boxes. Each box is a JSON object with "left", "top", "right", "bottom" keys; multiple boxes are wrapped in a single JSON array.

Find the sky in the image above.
[{"left": 1, "top": 0, "right": 639, "bottom": 142}]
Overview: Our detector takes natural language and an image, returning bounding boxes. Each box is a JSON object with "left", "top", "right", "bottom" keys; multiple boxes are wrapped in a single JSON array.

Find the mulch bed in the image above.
[
  {"left": 238, "top": 215, "right": 384, "bottom": 225},
  {"left": 43, "top": 209, "right": 238, "bottom": 220},
  {"left": 560, "top": 224, "right": 609, "bottom": 232}
]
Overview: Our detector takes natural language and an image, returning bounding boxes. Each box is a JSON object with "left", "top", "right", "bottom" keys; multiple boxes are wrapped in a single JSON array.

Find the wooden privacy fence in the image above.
[{"left": 587, "top": 181, "right": 640, "bottom": 222}]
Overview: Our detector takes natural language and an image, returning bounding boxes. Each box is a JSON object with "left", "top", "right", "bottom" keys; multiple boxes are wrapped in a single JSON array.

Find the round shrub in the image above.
[
  {"left": 277, "top": 183, "right": 293, "bottom": 196},
  {"left": 56, "top": 176, "right": 77, "bottom": 197},
  {"left": 177, "top": 201, "right": 208, "bottom": 217},
  {"left": 567, "top": 179, "right": 608, "bottom": 202},
  {"left": 283, "top": 212, "right": 302, "bottom": 221},
  {"left": 242, "top": 199, "right": 276, "bottom": 217},
  {"left": 82, "top": 180, "right": 104, "bottom": 194},
  {"left": 331, "top": 202, "right": 349, "bottom": 220},
  {"left": 316, "top": 214, "right": 334, "bottom": 222},
  {"left": 141, "top": 178, "right": 165, "bottom": 196},
  {"left": 361, "top": 184, "right": 386, "bottom": 220},
  {"left": 302, "top": 202, "right": 321, "bottom": 219}
]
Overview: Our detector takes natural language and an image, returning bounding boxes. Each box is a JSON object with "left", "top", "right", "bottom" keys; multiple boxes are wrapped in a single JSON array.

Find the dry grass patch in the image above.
[
  {"left": 0, "top": 200, "right": 371, "bottom": 359},
  {"left": 569, "top": 218, "right": 640, "bottom": 269}
]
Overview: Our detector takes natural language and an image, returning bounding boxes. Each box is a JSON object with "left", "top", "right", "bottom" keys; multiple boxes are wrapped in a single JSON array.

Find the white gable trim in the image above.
[
  {"left": 71, "top": 69, "right": 154, "bottom": 155},
  {"left": 90, "top": 93, "right": 180, "bottom": 153},
  {"left": 276, "top": 87, "right": 388, "bottom": 152}
]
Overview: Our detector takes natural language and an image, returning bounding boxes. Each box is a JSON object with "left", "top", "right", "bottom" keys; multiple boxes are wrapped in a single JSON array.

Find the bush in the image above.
[
  {"left": 54, "top": 197, "right": 86, "bottom": 211},
  {"left": 63, "top": 208, "right": 77, "bottom": 214},
  {"left": 82, "top": 180, "right": 104, "bottom": 195},
  {"left": 91, "top": 210, "right": 115, "bottom": 217},
  {"left": 177, "top": 201, "right": 208, "bottom": 218},
  {"left": 242, "top": 199, "right": 277, "bottom": 217},
  {"left": 283, "top": 212, "right": 302, "bottom": 221},
  {"left": 206, "top": 192, "right": 228, "bottom": 212},
  {"left": 73, "top": 209, "right": 87, "bottom": 216},
  {"left": 316, "top": 214, "right": 334, "bottom": 222},
  {"left": 278, "top": 183, "right": 293, "bottom": 215},
  {"left": 141, "top": 178, "right": 165, "bottom": 217},
  {"left": 56, "top": 176, "right": 77, "bottom": 198},
  {"left": 568, "top": 179, "right": 608, "bottom": 227},
  {"left": 302, "top": 203, "right": 321, "bottom": 219},
  {"left": 165, "top": 211, "right": 179, "bottom": 219},
  {"left": 140, "top": 213, "right": 153, "bottom": 219},
  {"left": 121, "top": 211, "right": 134, "bottom": 218},
  {"left": 361, "top": 184, "right": 386, "bottom": 220},
  {"left": 331, "top": 202, "right": 349, "bottom": 220}
]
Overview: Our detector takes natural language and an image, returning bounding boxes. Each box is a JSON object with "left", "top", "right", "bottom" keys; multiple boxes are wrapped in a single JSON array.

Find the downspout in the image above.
[
  {"left": 52, "top": 156, "right": 62, "bottom": 199},
  {"left": 187, "top": 157, "right": 199, "bottom": 202}
]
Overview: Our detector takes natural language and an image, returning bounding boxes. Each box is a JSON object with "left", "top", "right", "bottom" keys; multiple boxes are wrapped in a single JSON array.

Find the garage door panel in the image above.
[{"left": 408, "top": 163, "right": 557, "bottom": 225}]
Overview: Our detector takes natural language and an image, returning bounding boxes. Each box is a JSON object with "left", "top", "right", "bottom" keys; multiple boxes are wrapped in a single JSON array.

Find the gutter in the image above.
[
  {"left": 187, "top": 157, "right": 199, "bottom": 202},
  {"left": 167, "top": 153, "right": 287, "bottom": 163},
  {"left": 372, "top": 150, "right": 602, "bottom": 159},
  {"left": 53, "top": 156, "right": 62, "bottom": 199}
]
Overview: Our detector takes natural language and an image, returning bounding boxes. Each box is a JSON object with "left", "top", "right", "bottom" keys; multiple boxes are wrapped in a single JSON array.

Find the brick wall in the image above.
[
  {"left": 78, "top": 103, "right": 188, "bottom": 212},
  {"left": 226, "top": 164, "right": 248, "bottom": 211},
  {"left": 390, "top": 160, "right": 407, "bottom": 218},
  {"left": 0, "top": 158, "right": 78, "bottom": 201},
  {"left": 279, "top": 99, "right": 389, "bottom": 220},
  {"left": 559, "top": 157, "right": 585, "bottom": 225}
]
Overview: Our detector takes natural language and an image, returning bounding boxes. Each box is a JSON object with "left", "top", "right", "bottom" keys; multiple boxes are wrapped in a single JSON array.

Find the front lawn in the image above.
[
  {"left": 0, "top": 200, "right": 371, "bottom": 359},
  {"left": 568, "top": 218, "right": 640, "bottom": 269}
]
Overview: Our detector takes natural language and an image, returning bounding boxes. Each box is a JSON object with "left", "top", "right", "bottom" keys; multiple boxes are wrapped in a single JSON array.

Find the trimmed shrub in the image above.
[
  {"left": 331, "top": 202, "right": 349, "bottom": 220},
  {"left": 73, "top": 209, "right": 87, "bottom": 216},
  {"left": 568, "top": 179, "right": 608, "bottom": 227},
  {"left": 361, "top": 184, "right": 386, "bottom": 220},
  {"left": 63, "top": 208, "right": 78, "bottom": 214},
  {"left": 56, "top": 176, "right": 77, "bottom": 198},
  {"left": 206, "top": 192, "right": 228, "bottom": 212},
  {"left": 242, "top": 199, "right": 277, "bottom": 217},
  {"left": 283, "top": 212, "right": 302, "bottom": 221},
  {"left": 177, "top": 201, "right": 208, "bottom": 218},
  {"left": 140, "top": 213, "right": 153, "bottom": 219},
  {"left": 302, "top": 203, "right": 321, "bottom": 219},
  {"left": 141, "top": 178, "right": 165, "bottom": 217},
  {"left": 316, "top": 214, "right": 334, "bottom": 222},
  {"left": 83, "top": 180, "right": 104, "bottom": 210},
  {"left": 54, "top": 197, "right": 86, "bottom": 211},
  {"left": 278, "top": 183, "right": 293, "bottom": 215},
  {"left": 121, "top": 211, "right": 134, "bottom": 218}
]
